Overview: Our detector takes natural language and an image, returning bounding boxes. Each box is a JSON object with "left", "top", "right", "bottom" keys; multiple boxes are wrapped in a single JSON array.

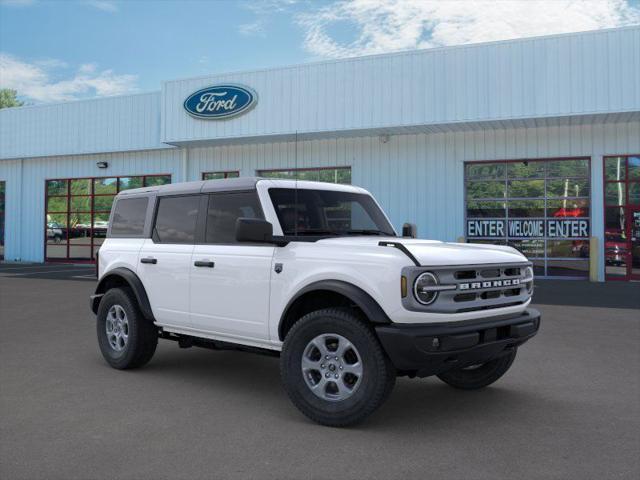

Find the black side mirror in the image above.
[
  {"left": 236, "top": 218, "right": 275, "bottom": 243},
  {"left": 402, "top": 223, "right": 417, "bottom": 238}
]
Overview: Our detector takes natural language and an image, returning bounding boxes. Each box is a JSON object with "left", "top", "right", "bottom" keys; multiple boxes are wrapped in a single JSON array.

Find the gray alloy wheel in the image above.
[
  {"left": 105, "top": 304, "right": 129, "bottom": 352},
  {"left": 96, "top": 287, "right": 158, "bottom": 370},
  {"left": 301, "top": 333, "right": 364, "bottom": 402}
]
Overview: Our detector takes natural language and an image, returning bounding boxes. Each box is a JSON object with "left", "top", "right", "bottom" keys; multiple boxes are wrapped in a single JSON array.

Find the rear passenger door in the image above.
[
  {"left": 137, "top": 194, "right": 200, "bottom": 328},
  {"left": 190, "top": 191, "right": 274, "bottom": 342}
]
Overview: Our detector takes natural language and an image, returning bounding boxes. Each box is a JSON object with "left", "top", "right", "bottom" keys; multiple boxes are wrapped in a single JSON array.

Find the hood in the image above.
[{"left": 316, "top": 236, "right": 527, "bottom": 266}]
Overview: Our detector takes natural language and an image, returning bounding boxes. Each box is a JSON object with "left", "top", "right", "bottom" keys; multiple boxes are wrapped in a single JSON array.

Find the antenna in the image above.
[{"left": 294, "top": 130, "right": 298, "bottom": 237}]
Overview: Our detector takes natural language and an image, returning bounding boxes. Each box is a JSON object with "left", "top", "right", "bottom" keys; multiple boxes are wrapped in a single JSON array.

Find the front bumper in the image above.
[{"left": 375, "top": 308, "right": 541, "bottom": 378}]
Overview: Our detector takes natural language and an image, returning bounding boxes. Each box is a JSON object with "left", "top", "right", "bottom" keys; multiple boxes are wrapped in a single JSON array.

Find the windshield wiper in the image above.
[
  {"left": 285, "top": 229, "right": 341, "bottom": 236},
  {"left": 344, "top": 229, "right": 394, "bottom": 236}
]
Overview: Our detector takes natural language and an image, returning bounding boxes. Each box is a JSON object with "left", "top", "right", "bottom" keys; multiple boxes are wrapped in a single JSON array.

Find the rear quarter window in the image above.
[{"left": 110, "top": 197, "right": 149, "bottom": 237}]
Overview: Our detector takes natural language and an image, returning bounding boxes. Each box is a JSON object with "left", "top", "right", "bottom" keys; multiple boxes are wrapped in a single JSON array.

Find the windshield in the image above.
[{"left": 268, "top": 188, "right": 395, "bottom": 237}]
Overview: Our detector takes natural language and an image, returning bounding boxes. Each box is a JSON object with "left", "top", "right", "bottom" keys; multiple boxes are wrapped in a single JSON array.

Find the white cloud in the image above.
[
  {"left": 83, "top": 0, "right": 118, "bottom": 13},
  {"left": 297, "top": 0, "right": 640, "bottom": 59},
  {"left": 0, "top": 53, "right": 138, "bottom": 103},
  {"left": 242, "top": 0, "right": 298, "bottom": 15},
  {"left": 238, "top": 19, "right": 266, "bottom": 36},
  {"left": 34, "top": 58, "right": 69, "bottom": 69}
]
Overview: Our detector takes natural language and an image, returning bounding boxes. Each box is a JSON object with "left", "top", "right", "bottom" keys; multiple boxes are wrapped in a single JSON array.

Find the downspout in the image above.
[{"left": 181, "top": 148, "right": 189, "bottom": 182}]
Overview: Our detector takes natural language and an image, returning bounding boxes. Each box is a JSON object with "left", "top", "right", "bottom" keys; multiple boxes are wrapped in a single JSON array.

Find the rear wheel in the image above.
[
  {"left": 280, "top": 308, "right": 395, "bottom": 427},
  {"left": 96, "top": 287, "right": 158, "bottom": 369},
  {"left": 436, "top": 348, "right": 517, "bottom": 390}
]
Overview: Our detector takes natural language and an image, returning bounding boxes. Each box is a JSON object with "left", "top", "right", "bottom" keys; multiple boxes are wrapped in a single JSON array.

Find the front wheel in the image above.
[
  {"left": 436, "top": 348, "right": 517, "bottom": 390},
  {"left": 280, "top": 308, "right": 396, "bottom": 427}
]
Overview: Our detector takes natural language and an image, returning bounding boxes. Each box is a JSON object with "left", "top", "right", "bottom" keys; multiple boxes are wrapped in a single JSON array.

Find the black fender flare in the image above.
[
  {"left": 278, "top": 280, "right": 391, "bottom": 340},
  {"left": 93, "top": 267, "right": 155, "bottom": 321}
]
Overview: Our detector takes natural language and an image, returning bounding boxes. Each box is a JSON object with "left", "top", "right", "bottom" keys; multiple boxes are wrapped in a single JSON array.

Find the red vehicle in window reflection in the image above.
[
  {"left": 604, "top": 232, "right": 628, "bottom": 266},
  {"left": 553, "top": 207, "right": 587, "bottom": 218}
]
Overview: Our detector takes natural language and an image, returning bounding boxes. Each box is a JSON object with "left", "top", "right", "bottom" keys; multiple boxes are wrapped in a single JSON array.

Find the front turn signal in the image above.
[{"left": 401, "top": 276, "right": 408, "bottom": 298}]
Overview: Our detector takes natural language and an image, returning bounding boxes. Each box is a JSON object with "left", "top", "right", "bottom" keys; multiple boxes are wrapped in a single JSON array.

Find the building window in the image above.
[
  {"left": 202, "top": 171, "right": 240, "bottom": 180},
  {"left": 257, "top": 167, "right": 351, "bottom": 184},
  {"left": 45, "top": 174, "right": 171, "bottom": 262},
  {"left": 465, "top": 158, "right": 591, "bottom": 278},
  {"left": 603, "top": 155, "right": 640, "bottom": 281},
  {"left": 0, "top": 181, "right": 5, "bottom": 260}
]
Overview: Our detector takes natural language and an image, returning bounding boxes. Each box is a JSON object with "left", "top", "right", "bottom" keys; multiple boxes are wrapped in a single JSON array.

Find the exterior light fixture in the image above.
[{"left": 96, "top": 162, "right": 108, "bottom": 169}]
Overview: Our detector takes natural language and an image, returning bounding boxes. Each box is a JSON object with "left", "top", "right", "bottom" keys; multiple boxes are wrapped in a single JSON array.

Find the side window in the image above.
[
  {"left": 110, "top": 197, "right": 148, "bottom": 237},
  {"left": 205, "top": 192, "right": 263, "bottom": 244},
  {"left": 153, "top": 195, "right": 200, "bottom": 244}
]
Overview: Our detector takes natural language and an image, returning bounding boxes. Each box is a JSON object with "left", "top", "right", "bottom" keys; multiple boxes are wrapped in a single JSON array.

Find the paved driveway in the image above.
[{"left": 1, "top": 264, "right": 638, "bottom": 480}]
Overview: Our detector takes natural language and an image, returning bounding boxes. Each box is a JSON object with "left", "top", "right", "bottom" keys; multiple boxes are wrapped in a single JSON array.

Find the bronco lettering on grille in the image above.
[{"left": 458, "top": 279, "right": 520, "bottom": 290}]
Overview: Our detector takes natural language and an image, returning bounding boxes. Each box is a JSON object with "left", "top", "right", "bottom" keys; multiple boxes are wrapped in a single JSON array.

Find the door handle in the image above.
[
  {"left": 194, "top": 260, "right": 215, "bottom": 268},
  {"left": 140, "top": 257, "right": 157, "bottom": 264}
]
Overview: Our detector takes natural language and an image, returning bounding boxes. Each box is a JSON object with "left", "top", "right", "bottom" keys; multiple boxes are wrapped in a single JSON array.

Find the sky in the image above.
[{"left": 1, "top": 0, "right": 639, "bottom": 104}]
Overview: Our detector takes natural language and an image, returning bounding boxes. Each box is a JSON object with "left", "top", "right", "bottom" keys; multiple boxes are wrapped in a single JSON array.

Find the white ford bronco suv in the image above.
[{"left": 91, "top": 178, "right": 540, "bottom": 426}]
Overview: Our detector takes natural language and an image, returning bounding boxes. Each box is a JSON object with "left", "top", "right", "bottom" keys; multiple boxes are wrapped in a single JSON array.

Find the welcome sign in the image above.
[
  {"left": 184, "top": 84, "right": 257, "bottom": 119},
  {"left": 467, "top": 219, "right": 590, "bottom": 238}
]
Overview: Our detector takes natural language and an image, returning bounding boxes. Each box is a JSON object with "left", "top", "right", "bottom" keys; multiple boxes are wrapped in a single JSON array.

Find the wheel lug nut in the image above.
[
  {"left": 321, "top": 364, "right": 325, "bottom": 369},
  {"left": 335, "top": 356, "right": 339, "bottom": 360},
  {"left": 325, "top": 373, "right": 330, "bottom": 378},
  {"left": 339, "top": 366, "right": 343, "bottom": 370},
  {"left": 334, "top": 374, "right": 339, "bottom": 379},
  {"left": 325, "top": 355, "right": 330, "bottom": 359}
]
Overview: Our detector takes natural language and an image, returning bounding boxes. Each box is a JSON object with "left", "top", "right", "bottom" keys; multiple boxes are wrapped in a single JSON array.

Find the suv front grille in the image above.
[{"left": 403, "top": 263, "right": 533, "bottom": 314}]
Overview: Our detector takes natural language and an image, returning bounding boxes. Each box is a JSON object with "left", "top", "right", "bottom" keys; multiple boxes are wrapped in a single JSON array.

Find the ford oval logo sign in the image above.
[{"left": 183, "top": 84, "right": 257, "bottom": 120}]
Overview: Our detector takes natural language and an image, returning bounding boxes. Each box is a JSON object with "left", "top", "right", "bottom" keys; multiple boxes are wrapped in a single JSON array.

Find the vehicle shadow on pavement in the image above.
[{"left": 116, "top": 344, "right": 556, "bottom": 431}]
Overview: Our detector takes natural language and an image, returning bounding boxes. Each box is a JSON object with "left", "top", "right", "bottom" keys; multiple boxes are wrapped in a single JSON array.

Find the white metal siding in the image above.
[
  {"left": 0, "top": 92, "right": 168, "bottom": 160},
  {"left": 0, "top": 149, "right": 182, "bottom": 262},
  {"left": 1, "top": 120, "right": 639, "bottom": 280},
  {"left": 163, "top": 27, "right": 640, "bottom": 144}
]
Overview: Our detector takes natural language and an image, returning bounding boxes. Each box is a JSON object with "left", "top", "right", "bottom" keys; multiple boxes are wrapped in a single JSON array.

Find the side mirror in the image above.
[
  {"left": 402, "top": 222, "right": 417, "bottom": 238},
  {"left": 236, "top": 218, "right": 274, "bottom": 243}
]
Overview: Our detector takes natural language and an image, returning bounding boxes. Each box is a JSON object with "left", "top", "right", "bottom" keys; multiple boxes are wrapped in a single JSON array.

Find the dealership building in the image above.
[{"left": 1, "top": 26, "right": 639, "bottom": 281}]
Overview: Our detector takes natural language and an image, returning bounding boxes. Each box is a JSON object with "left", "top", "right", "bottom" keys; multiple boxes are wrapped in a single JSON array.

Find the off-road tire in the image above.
[
  {"left": 436, "top": 348, "right": 517, "bottom": 390},
  {"left": 97, "top": 287, "right": 158, "bottom": 369},
  {"left": 280, "top": 308, "right": 396, "bottom": 427}
]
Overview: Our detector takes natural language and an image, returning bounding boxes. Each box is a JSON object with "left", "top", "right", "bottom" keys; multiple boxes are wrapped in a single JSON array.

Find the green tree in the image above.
[{"left": 0, "top": 89, "right": 24, "bottom": 109}]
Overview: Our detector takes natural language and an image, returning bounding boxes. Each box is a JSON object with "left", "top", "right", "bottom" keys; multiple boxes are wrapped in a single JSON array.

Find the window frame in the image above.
[
  {"left": 0, "top": 180, "right": 5, "bottom": 261},
  {"left": 44, "top": 174, "right": 171, "bottom": 262},
  {"left": 257, "top": 166, "right": 351, "bottom": 184},
  {"left": 201, "top": 171, "right": 240, "bottom": 180},
  {"left": 463, "top": 157, "right": 592, "bottom": 279},
  {"left": 602, "top": 154, "right": 640, "bottom": 281}
]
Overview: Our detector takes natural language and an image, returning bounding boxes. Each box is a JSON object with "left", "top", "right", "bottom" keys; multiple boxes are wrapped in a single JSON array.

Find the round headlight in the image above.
[
  {"left": 414, "top": 272, "right": 439, "bottom": 305},
  {"left": 524, "top": 266, "right": 534, "bottom": 294}
]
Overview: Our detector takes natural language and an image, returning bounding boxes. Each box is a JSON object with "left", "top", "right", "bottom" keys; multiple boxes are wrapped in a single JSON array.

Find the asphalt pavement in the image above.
[{"left": 0, "top": 263, "right": 638, "bottom": 480}]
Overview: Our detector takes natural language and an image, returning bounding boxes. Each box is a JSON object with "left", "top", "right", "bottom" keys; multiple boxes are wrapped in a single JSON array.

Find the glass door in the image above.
[
  {"left": 0, "top": 181, "right": 5, "bottom": 260},
  {"left": 604, "top": 155, "right": 640, "bottom": 281},
  {"left": 631, "top": 207, "right": 640, "bottom": 280}
]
